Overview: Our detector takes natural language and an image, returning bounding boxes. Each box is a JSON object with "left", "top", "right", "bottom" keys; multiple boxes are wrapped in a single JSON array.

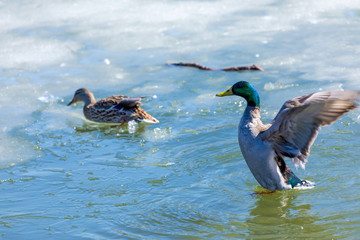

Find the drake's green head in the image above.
[{"left": 216, "top": 81, "right": 260, "bottom": 107}]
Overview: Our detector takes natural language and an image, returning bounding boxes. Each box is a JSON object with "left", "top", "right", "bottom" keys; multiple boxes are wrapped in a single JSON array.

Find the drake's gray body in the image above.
[{"left": 238, "top": 107, "right": 297, "bottom": 190}]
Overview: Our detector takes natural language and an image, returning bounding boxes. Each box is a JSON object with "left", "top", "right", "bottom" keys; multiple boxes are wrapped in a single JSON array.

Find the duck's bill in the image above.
[
  {"left": 67, "top": 99, "right": 76, "bottom": 106},
  {"left": 216, "top": 88, "right": 233, "bottom": 97}
]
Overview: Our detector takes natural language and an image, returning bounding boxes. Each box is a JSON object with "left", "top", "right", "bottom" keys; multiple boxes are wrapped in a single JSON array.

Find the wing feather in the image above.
[
  {"left": 92, "top": 95, "right": 147, "bottom": 109},
  {"left": 261, "top": 90, "right": 360, "bottom": 168}
]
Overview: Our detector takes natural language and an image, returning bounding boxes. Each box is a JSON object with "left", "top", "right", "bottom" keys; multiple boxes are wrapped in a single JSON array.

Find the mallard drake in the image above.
[
  {"left": 216, "top": 81, "right": 360, "bottom": 191},
  {"left": 68, "top": 88, "right": 159, "bottom": 124}
]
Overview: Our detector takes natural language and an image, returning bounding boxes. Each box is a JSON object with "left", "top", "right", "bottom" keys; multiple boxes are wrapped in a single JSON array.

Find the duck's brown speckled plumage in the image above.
[{"left": 68, "top": 88, "right": 159, "bottom": 124}]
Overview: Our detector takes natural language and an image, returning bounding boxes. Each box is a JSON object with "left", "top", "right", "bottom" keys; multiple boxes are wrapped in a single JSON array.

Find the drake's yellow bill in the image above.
[{"left": 216, "top": 88, "right": 233, "bottom": 97}]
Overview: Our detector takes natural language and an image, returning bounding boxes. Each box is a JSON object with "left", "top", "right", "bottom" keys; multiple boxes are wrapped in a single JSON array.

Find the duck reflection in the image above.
[
  {"left": 246, "top": 190, "right": 326, "bottom": 238},
  {"left": 73, "top": 120, "right": 148, "bottom": 136}
]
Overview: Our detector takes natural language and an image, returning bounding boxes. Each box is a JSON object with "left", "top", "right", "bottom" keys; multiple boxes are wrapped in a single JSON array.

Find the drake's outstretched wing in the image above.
[{"left": 260, "top": 90, "right": 360, "bottom": 168}]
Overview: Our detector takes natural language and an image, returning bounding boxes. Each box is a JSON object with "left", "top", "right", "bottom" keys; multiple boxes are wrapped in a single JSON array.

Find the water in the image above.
[{"left": 1, "top": 0, "right": 360, "bottom": 239}]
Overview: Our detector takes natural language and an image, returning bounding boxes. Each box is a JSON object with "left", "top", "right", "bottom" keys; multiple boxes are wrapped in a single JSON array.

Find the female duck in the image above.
[
  {"left": 216, "top": 81, "right": 359, "bottom": 191},
  {"left": 68, "top": 88, "right": 159, "bottom": 124}
]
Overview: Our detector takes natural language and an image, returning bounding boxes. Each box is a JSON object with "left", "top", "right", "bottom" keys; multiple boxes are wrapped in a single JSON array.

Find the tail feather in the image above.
[
  {"left": 134, "top": 107, "right": 159, "bottom": 124},
  {"left": 275, "top": 155, "right": 302, "bottom": 188}
]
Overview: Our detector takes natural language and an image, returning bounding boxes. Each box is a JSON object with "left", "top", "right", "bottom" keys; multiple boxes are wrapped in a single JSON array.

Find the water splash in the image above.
[
  {"left": 294, "top": 180, "right": 316, "bottom": 190},
  {"left": 264, "top": 82, "right": 299, "bottom": 91},
  {"left": 127, "top": 120, "right": 137, "bottom": 134},
  {"left": 37, "top": 92, "right": 61, "bottom": 103}
]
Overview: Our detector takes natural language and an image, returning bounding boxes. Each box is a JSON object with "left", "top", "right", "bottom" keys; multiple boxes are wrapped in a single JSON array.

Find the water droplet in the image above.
[{"left": 104, "top": 58, "right": 111, "bottom": 65}]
